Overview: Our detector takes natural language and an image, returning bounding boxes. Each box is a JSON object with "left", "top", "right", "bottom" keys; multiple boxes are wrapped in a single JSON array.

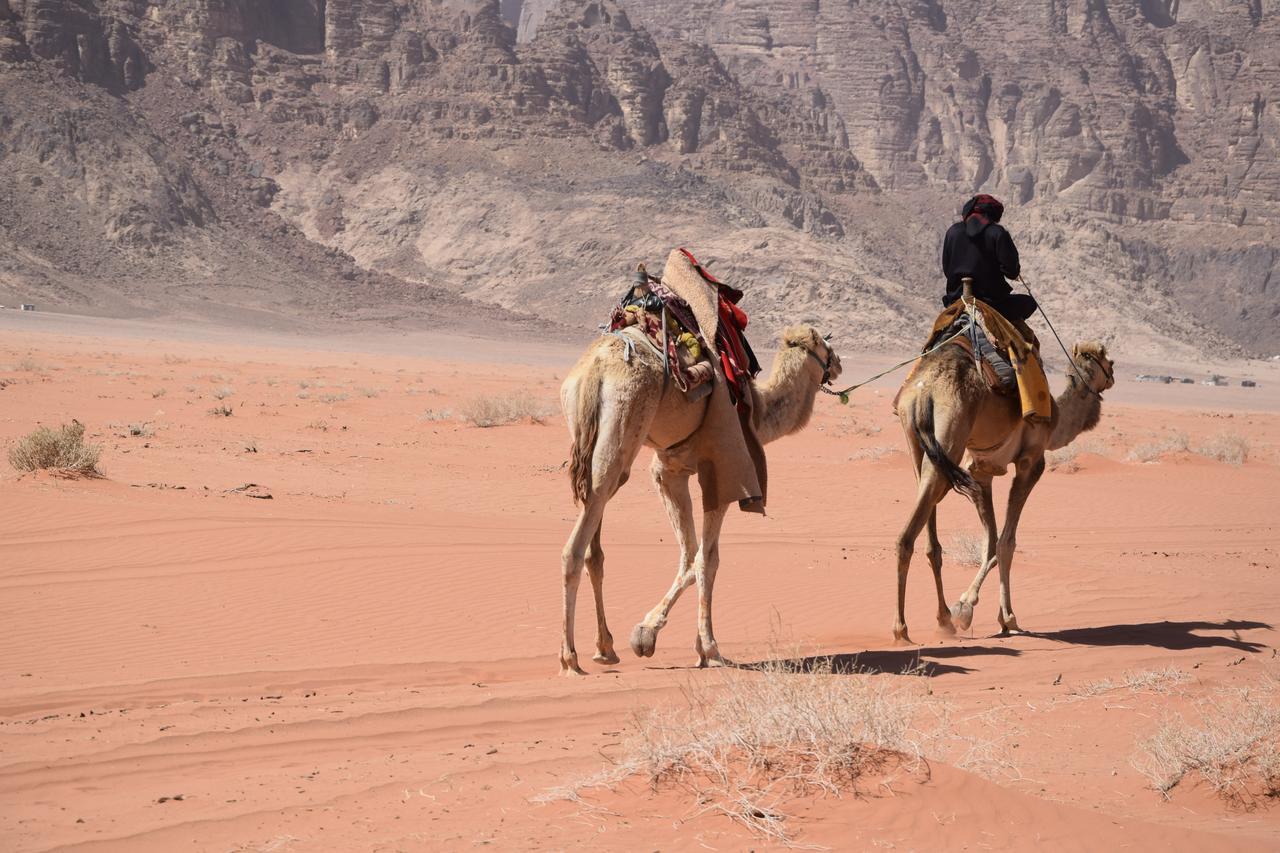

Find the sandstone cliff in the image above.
[{"left": 0, "top": 0, "right": 1275, "bottom": 357}]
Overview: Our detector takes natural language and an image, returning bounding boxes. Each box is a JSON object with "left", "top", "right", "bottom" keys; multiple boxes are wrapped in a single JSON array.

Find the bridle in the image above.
[
  {"left": 1071, "top": 350, "right": 1113, "bottom": 398},
  {"left": 791, "top": 335, "right": 836, "bottom": 386}
]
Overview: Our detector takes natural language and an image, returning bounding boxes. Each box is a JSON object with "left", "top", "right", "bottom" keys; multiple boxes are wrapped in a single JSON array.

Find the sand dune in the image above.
[{"left": 1, "top": 314, "right": 1278, "bottom": 850}]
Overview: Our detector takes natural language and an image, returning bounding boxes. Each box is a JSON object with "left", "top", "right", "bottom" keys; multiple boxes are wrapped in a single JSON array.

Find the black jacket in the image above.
[{"left": 941, "top": 221, "right": 1029, "bottom": 319}]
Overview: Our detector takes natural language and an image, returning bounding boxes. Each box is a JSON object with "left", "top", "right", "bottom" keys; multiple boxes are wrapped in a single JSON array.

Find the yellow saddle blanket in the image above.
[{"left": 925, "top": 299, "right": 1052, "bottom": 422}]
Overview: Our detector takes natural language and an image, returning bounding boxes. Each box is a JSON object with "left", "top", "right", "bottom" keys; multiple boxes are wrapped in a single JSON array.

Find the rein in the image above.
[{"left": 817, "top": 326, "right": 969, "bottom": 404}]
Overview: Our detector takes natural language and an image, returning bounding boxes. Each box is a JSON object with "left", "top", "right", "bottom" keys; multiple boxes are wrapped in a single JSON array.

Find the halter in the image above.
[
  {"left": 1071, "top": 350, "right": 1113, "bottom": 399},
  {"left": 791, "top": 337, "right": 836, "bottom": 386}
]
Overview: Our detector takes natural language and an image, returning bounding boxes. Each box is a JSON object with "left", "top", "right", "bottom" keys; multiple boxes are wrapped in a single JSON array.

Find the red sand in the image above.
[{"left": 1, "top": 313, "right": 1278, "bottom": 851}]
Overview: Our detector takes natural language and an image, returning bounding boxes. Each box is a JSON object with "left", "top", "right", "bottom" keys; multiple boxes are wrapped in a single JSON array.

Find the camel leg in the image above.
[
  {"left": 996, "top": 456, "right": 1045, "bottom": 635},
  {"left": 894, "top": 469, "right": 949, "bottom": 645},
  {"left": 952, "top": 476, "right": 999, "bottom": 631},
  {"left": 631, "top": 458, "right": 698, "bottom": 658},
  {"left": 561, "top": 498, "right": 607, "bottom": 675},
  {"left": 926, "top": 512, "right": 955, "bottom": 635},
  {"left": 694, "top": 506, "right": 728, "bottom": 667},
  {"left": 585, "top": 523, "right": 619, "bottom": 665}
]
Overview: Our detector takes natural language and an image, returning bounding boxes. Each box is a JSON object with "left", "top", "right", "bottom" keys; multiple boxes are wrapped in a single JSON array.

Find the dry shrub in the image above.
[
  {"left": 1045, "top": 445, "right": 1079, "bottom": 472},
  {"left": 318, "top": 392, "right": 349, "bottom": 403},
  {"left": 1126, "top": 431, "right": 1189, "bottom": 463},
  {"left": 8, "top": 421, "right": 101, "bottom": 475},
  {"left": 948, "top": 532, "right": 987, "bottom": 567},
  {"left": 540, "top": 659, "right": 927, "bottom": 844},
  {"left": 128, "top": 422, "right": 154, "bottom": 438},
  {"left": 1195, "top": 433, "right": 1249, "bottom": 465},
  {"left": 1072, "top": 666, "right": 1190, "bottom": 698},
  {"left": 212, "top": 386, "right": 234, "bottom": 400},
  {"left": 461, "top": 394, "right": 552, "bottom": 427},
  {"left": 209, "top": 404, "right": 234, "bottom": 417},
  {"left": 420, "top": 408, "right": 454, "bottom": 422},
  {"left": 1133, "top": 686, "right": 1280, "bottom": 806}
]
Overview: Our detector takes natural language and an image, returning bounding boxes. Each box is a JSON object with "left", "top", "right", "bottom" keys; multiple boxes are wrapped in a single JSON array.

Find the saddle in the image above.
[
  {"left": 609, "top": 249, "right": 760, "bottom": 406},
  {"left": 919, "top": 284, "right": 1052, "bottom": 422},
  {"left": 605, "top": 248, "right": 768, "bottom": 514}
]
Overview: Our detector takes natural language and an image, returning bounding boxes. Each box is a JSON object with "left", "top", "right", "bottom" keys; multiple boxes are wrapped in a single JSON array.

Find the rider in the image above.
[{"left": 941, "top": 194, "right": 1036, "bottom": 324}]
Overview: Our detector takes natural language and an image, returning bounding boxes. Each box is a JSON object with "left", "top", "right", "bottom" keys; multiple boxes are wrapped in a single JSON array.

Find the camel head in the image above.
[
  {"left": 1069, "top": 342, "right": 1115, "bottom": 394},
  {"left": 781, "top": 325, "right": 842, "bottom": 386}
]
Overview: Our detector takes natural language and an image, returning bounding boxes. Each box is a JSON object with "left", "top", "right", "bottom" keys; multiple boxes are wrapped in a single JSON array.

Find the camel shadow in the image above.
[
  {"left": 1026, "top": 619, "right": 1272, "bottom": 653},
  {"left": 734, "top": 644, "right": 1021, "bottom": 678}
]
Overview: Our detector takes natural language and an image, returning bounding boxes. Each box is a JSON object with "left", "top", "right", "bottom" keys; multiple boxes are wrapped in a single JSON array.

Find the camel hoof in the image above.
[
  {"left": 951, "top": 601, "right": 974, "bottom": 631},
  {"left": 893, "top": 627, "right": 915, "bottom": 646},
  {"left": 937, "top": 616, "right": 957, "bottom": 637},
  {"left": 559, "top": 659, "right": 587, "bottom": 676},
  {"left": 630, "top": 624, "right": 658, "bottom": 658},
  {"left": 593, "top": 650, "right": 620, "bottom": 665}
]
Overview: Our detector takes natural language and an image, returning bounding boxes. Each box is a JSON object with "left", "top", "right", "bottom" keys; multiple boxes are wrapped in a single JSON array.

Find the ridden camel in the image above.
[
  {"left": 557, "top": 326, "right": 841, "bottom": 675},
  {"left": 891, "top": 317, "right": 1114, "bottom": 643}
]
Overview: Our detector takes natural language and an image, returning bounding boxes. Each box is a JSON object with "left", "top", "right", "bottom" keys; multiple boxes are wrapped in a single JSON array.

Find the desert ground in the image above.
[{"left": 2, "top": 310, "right": 1278, "bottom": 851}]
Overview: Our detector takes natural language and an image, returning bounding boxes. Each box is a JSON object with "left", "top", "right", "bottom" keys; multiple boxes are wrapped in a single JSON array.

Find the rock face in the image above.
[{"left": 0, "top": 0, "right": 1276, "bottom": 354}]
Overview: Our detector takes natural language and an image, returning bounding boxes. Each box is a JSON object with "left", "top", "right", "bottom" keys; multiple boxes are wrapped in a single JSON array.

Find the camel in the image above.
[
  {"left": 557, "top": 325, "right": 841, "bottom": 675},
  {"left": 891, "top": 308, "right": 1114, "bottom": 643}
]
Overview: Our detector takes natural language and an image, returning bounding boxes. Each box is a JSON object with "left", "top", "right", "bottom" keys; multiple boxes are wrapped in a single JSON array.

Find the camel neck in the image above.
[
  {"left": 1048, "top": 380, "right": 1103, "bottom": 450},
  {"left": 755, "top": 348, "right": 821, "bottom": 444}
]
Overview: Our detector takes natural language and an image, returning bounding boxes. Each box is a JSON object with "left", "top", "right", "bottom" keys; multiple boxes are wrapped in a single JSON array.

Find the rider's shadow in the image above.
[
  {"left": 1025, "top": 619, "right": 1272, "bottom": 653},
  {"left": 733, "top": 644, "right": 1021, "bottom": 677}
]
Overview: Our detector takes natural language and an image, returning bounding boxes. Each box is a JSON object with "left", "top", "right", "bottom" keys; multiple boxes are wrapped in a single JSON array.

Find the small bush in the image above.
[
  {"left": 540, "top": 655, "right": 927, "bottom": 843},
  {"left": 8, "top": 421, "right": 101, "bottom": 475},
  {"left": 358, "top": 387, "right": 381, "bottom": 398},
  {"left": 1133, "top": 686, "right": 1280, "bottom": 806},
  {"left": 13, "top": 357, "right": 45, "bottom": 372},
  {"left": 1127, "top": 431, "right": 1189, "bottom": 463},
  {"left": 209, "top": 404, "right": 234, "bottom": 417},
  {"left": 128, "top": 422, "right": 154, "bottom": 438},
  {"left": 151, "top": 388, "right": 167, "bottom": 399},
  {"left": 460, "top": 394, "right": 552, "bottom": 428},
  {"left": 1196, "top": 433, "right": 1249, "bottom": 465},
  {"left": 318, "top": 392, "right": 349, "bottom": 403},
  {"left": 1046, "top": 445, "right": 1079, "bottom": 472},
  {"left": 305, "top": 419, "right": 329, "bottom": 431},
  {"left": 419, "top": 408, "right": 454, "bottom": 422},
  {"left": 212, "top": 386, "right": 234, "bottom": 400},
  {"left": 1072, "top": 666, "right": 1189, "bottom": 697}
]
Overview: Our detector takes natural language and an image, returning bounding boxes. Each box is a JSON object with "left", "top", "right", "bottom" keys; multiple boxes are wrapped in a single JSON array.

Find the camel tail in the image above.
[
  {"left": 567, "top": 371, "right": 603, "bottom": 506},
  {"left": 912, "top": 396, "right": 980, "bottom": 503}
]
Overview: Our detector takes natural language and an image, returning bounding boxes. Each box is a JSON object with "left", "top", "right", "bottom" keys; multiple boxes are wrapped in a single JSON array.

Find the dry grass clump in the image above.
[
  {"left": 209, "top": 404, "right": 234, "bottom": 417},
  {"left": 1133, "top": 686, "right": 1280, "bottom": 806},
  {"left": 305, "top": 419, "right": 329, "bottom": 431},
  {"left": 128, "top": 422, "right": 154, "bottom": 438},
  {"left": 1046, "top": 445, "right": 1080, "bottom": 472},
  {"left": 212, "top": 386, "right": 234, "bottom": 400},
  {"left": 540, "top": 659, "right": 927, "bottom": 843},
  {"left": 1195, "top": 433, "right": 1249, "bottom": 465},
  {"left": 8, "top": 421, "right": 101, "bottom": 476},
  {"left": 420, "top": 408, "right": 454, "bottom": 422},
  {"left": 318, "top": 392, "right": 350, "bottom": 403},
  {"left": 1072, "top": 666, "right": 1190, "bottom": 698},
  {"left": 460, "top": 395, "right": 552, "bottom": 427},
  {"left": 948, "top": 532, "right": 987, "bottom": 567},
  {"left": 1126, "top": 431, "right": 1189, "bottom": 463}
]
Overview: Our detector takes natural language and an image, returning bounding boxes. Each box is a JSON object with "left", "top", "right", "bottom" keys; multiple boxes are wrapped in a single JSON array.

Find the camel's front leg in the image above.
[
  {"left": 585, "top": 524, "right": 619, "bottom": 665},
  {"left": 994, "top": 457, "right": 1045, "bottom": 635},
  {"left": 952, "top": 476, "right": 998, "bottom": 631},
  {"left": 630, "top": 459, "right": 698, "bottom": 658},
  {"left": 694, "top": 506, "right": 728, "bottom": 667}
]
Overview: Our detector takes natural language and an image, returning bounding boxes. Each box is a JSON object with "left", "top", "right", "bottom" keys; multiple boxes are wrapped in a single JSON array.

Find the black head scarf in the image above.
[{"left": 962, "top": 194, "right": 1004, "bottom": 237}]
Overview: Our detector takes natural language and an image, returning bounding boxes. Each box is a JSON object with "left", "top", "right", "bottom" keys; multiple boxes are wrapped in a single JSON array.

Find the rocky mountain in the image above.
[{"left": 0, "top": 0, "right": 1276, "bottom": 358}]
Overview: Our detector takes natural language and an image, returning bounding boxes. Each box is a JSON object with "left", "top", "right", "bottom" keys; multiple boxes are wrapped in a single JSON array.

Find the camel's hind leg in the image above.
[
  {"left": 952, "top": 475, "right": 998, "bottom": 631},
  {"left": 631, "top": 456, "right": 698, "bottom": 659},
  {"left": 926, "top": 512, "right": 955, "bottom": 635},
  {"left": 560, "top": 369, "right": 658, "bottom": 676},
  {"left": 585, "top": 523, "right": 619, "bottom": 665},
  {"left": 894, "top": 471, "right": 949, "bottom": 644}
]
